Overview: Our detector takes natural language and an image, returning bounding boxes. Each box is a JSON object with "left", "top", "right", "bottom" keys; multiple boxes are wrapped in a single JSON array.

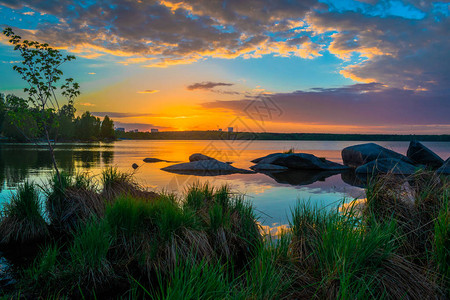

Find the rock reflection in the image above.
[
  {"left": 259, "top": 169, "right": 344, "bottom": 186},
  {"left": 340, "top": 170, "right": 367, "bottom": 188}
]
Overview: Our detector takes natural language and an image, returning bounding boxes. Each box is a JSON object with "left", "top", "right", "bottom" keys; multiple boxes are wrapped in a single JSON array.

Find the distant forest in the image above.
[
  {"left": 117, "top": 130, "right": 450, "bottom": 142},
  {"left": 0, "top": 94, "right": 115, "bottom": 142}
]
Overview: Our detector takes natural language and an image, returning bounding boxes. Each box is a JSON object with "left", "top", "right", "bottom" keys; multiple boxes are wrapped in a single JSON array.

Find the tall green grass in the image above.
[
  {"left": 434, "top": 198, "right": 450, "bottom": 294},
  {"left": 101, "top": 166, "right": 157, "bottom": 202},
  {"left": 105, "top": 195, "right": 150, "bottom": 237},
  {"left": 236, "top": 238, "right": 293, "bottom": 299},
  {"left": 69, "top": 218, "right": 113, "bottom": 288},
  {"left": 46, "top": 172, "right": 104, "bottom": 233},
  {"left": 151, "top": 257, "right": 230, "bottom": 300},
  {"left": 184, "top": 181, "right": 214, "bottom": 210},
  {"left": 23, "top": 244, "right": 60, "bottom": 292},
  {"left": 180, "top": 182, "right": 262, "bottom": 264},
  {"left": 290, "top": 201, "right": 439, "bottom": 299},
  {"left": 0, "top": 181, "right": 48, "bottom": 244}
]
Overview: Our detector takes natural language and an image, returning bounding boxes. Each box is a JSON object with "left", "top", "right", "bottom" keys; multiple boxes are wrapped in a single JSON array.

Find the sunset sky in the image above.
[{"left": 0, "top": 0, "right": 448, "bottom": 134}]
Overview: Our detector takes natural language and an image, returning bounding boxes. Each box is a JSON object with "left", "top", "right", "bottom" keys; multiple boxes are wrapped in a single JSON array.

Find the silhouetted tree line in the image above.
[
  {"left": 117, "top": 130, "right": 450, "bottom": 142},
  {"left": 0, "top": 94, "right": 115, "bottom": 142}
]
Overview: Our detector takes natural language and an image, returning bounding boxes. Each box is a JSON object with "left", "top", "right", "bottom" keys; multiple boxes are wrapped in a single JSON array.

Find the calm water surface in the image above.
[{"left": 0, "top": 140, "right": 448, "bottom": 228}]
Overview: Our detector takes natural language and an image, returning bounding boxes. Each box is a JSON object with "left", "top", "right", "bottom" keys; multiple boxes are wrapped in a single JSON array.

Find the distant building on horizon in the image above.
[
  {"left": 227, "top": 127, "right": 233, "bottom": 133},
  {"left": 115, "top": 127, "right": 125, "bottom": 132},
  {"left": 129, "top": 129, "right": 138, "bottom": 133},
  {"left": 151, "top": 128, "right": 159, "bottom": 133},
  {"left": 218, "top": 128, "right": 222, "bottom": 132}
]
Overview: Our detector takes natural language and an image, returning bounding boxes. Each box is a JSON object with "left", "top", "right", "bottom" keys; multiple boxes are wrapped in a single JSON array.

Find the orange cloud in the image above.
[
  {"left": 78, "top": 102, "right": 96, "bottom": 107},
  {"left": 137, "top": 90, "right": 159, "bottom": 94},
  {"left": 339, "top": 68, "right": 376, "bottom": 83}
]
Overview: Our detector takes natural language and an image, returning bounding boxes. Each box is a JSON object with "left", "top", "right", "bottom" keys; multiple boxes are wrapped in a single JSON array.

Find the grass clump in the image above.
[
  {"left": 22, "top": 244, "right": 61, "bottom": 293},
  {"left": 46, "top": 172, "right": 104, "bottom": 234},
  {"left": 433, "top": 200, "right": 450, "bottom": 294},
  {"left": 183, "top": 182, "right": 262, "bottom": 265},
  {"left": 150, "top": 257, "right": 230, "bottom": 300},
  {"left": 106, "top": 195, "right": 151, "bottom": 238},
  {"left": 141, "top": 198, "right": 212, "bottom": 276},
  {"left": 0, "top": 181, "right": 48, "bottom": 245},
  {"left": 68, "top": 218, "right": 113, "bottom": 290},
  {"left": 364, "top": 170, "right": 449, "bottom": 269},
  {"left": 289, "top": 202, "right": 441, "bottom": 299},
  {"left": 101, "top": 167, "right": 158, "bottom": 202},
  {"left": 283, "top": 147, "right": 295, "bottom": 154},
  {"left": 235, "top": 237, "right": 294, "bottom": 300}
]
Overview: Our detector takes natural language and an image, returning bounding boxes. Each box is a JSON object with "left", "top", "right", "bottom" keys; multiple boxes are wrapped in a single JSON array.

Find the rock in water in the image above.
[
  {"left": 255, "top": 153, "right": 348, "bottom": 171},
  {"left": 161, "top": 159, "right": 253, "bottom": 175},
  {"left": 143, "top": 158, "right": 165, "bottom": 163},
  {"left": 407, "top": 140, "right": 444, "bottom": 169},
  {"left": 342, "top": 143, "right": 413, "bottom": 168},
  {"left": 132, "top": 163, "right": 139, "bottom": 169},
  {"left": 250, "top": 163, "right": 289, "bottom": 171},
  {"left": 355, "top": 158, "right": 418, "bottom": 175},
  {"left": 189, "top": 153, "right": 215, "bottom": 162},
  {"left": 251, "top": 153, "right": 283, "bottom": 163},
  {"left": 436, "top": 158, "right": 450, "bottom": 175}
]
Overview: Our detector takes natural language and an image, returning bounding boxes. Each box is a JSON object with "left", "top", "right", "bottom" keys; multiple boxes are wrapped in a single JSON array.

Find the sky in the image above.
[{"left": 0, "top": 0, "right": 449, "bottom": 134}]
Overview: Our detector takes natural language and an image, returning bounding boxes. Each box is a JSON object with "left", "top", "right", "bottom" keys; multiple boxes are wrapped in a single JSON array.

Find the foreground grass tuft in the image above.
[
  {"left": 0, "top": 181, "right": 48, "bottom": 244},
  {"left": 68, "top": 218, "right": 114, "bottom": 291}
]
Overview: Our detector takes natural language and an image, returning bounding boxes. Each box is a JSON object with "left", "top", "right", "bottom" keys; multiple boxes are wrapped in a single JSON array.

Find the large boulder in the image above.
[
  {"left": 251, "top": 153, "right": 283, "bottom": 163},
  {"left": 342, "top": 143, "right": 413, "bottom": 168},
  {"left": 189, "top": 153, "right": 215, "bottom": 162},
  {"left": 436, "top": 158, "right": 450, "bottom": 175},
  {"left": 355, "top": 158, "right": 418, "bottom": 175},
  {"left": 255, "top": 153, "right": 348, "bottom": 171},
  {"left": 250, "top": 163, "right": 288, "bottom": 171},
  {"left": 407, "top": 140, "right": 444, "bottom": 168},
  {"left": 161, "top": 159, "right": 253, "bottom": 175}
]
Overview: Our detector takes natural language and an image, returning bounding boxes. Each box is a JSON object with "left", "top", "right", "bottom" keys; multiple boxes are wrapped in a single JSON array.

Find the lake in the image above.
[{"left": 0, "top": 140, "right": 448, "bottom": 228}]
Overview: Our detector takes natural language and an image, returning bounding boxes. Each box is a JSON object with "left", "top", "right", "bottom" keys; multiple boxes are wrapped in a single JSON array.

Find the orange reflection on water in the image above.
[
  {"left": 259, "top": 222, "right": 291, "bottom": 237},
  {"left": 339, "top": 198, "right": 367, "bottom": 216}
]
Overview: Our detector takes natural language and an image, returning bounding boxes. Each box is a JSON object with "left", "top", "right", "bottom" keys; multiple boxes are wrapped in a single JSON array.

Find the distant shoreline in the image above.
[{"left": 116, "top": 131, "right": 450, "bottom": 142}]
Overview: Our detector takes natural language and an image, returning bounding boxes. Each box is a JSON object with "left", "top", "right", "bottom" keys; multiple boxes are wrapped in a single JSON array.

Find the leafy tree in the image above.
[
  {"left": 55, "top": 104, "right": 77, "bottom": 140},
  {"left": 100, "top": 115, "right": 115, "bottom": 140},
  {"left": 2, "top": 27, "right": 80, "bottom": 183},
  {"left": 1, "top": 94, "right": 40, "bottom": 141},
  {"left": 0, "top": 94, "right": 7, "bottom": 133},
  {"left": 75, "top": 112, "right": 100, "bottom": 140}
]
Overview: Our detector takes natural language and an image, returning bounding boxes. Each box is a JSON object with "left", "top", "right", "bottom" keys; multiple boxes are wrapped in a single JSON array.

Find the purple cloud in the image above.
[
  {"left": 186, "top": 81, "right": 234, "bottom": 91},
  {"left": 202, "top": 83, "right": 450, "bottom": 126}
]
